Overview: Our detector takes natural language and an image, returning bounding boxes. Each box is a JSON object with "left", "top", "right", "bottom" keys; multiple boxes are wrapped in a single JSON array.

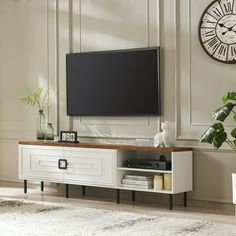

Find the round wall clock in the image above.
[{"left": 199, "top": 0, "right": 236, "bottom": 64}]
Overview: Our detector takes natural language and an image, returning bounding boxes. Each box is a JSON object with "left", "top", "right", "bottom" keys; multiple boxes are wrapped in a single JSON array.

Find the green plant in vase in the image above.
[
  {"left": 199, "top": 92, "right": 236, "bottom": 150},
  {"left": 19, "top": 87, "right": 49, "bottom": 140}
]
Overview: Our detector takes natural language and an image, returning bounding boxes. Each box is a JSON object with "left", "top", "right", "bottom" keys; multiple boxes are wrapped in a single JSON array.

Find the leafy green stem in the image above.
[
  {"left": 36, "top": 98, "right": 42, "bottom": 110},
  {"left": 226, "top": 138, "right": 236, "bottom": 151},
  {"left": 18, "top": 86, "right": 49, "bottom": 111}
]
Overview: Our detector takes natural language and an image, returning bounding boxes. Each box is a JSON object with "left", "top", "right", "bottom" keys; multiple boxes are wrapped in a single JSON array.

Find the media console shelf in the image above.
[{"left": 19, "top": 141, "right": 193, "bottom": 210}]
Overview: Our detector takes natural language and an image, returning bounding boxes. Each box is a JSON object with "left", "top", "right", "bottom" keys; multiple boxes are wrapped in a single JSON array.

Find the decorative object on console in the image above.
[
  {"left": 44, "top": 122, "right": 54, "bottom": 140},
  {"left": 121, "top": 175, "right": 153, "bottom": 189},
  {"left": 37, "top": 110, "right": 46, "bottom": 140},
  {"left": 18, "top": 86, "right": 50, "bottom": 140},
  {"left": 125, "top": 159, "right": 171, "bottom": 170},
  {"left": 59, "top": 131, "right": 79, "bottom": 143},
  {"left": 154, "top": 174, "right": 163, "bottom": 190},
  {"left": 198, "top": 0, "right": 236, "bottom": 64},
  {"left": 154, "top": 121, "right": 170, "bottom": 147},
  {"left": 164, "top": 173, "right": 172, "bottom": 190}
]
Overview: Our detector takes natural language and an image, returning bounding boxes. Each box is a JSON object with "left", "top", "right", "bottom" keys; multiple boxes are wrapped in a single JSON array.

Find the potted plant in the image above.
[
  {"left": 199, "top": 92, "right": 236, "bottom": 204},
  {"left": 19, "top": 87, "right": 49, "bottom": 140}
]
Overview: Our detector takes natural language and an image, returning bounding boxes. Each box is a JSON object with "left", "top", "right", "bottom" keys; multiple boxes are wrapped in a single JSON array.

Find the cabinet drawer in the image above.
[
  {"left": 19, "top": 146, "right": 64, "bottom": 181},
  {"left": 63, "top": 148, "right": 116, "bottom": 186}
]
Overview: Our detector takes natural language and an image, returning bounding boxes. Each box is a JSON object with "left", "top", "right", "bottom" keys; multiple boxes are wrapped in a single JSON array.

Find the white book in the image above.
[
  {"left": 124, "top": 175, "right": 153, "bottom": 181},
  {"left": 121, "top": 179, "right": 153, "bottom": 186},
  {"left": 121, "top": 184, "right": 153, "bottom": 189}
]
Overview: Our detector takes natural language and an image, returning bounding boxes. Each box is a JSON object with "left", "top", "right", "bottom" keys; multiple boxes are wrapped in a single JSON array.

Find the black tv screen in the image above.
[{"left": 66, "top": 47, "right": 160, "bottom": 116}]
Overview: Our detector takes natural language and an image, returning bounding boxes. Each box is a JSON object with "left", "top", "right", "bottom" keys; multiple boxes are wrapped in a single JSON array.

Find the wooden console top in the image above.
[{"left": 19, "top": 140, "right": 192, "bottom": 152}]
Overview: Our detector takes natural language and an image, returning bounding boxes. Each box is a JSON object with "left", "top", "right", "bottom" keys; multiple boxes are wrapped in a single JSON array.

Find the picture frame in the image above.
[{"left": 59, "top": 131, "right": 79, "bottom": 143}]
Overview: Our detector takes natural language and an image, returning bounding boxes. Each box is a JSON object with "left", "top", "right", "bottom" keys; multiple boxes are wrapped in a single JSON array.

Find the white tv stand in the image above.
[{"left": 19, "top": 141, "right": 193, "bottom": 210}]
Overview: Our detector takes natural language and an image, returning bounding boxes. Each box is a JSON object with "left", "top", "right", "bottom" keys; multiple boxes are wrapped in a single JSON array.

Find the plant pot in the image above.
[{"left": 232, "top": 173, "right": 236, "bottom": 204}]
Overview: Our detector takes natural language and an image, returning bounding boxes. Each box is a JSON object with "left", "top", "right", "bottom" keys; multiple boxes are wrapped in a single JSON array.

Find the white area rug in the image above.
[{"left": 0, "top": 198, "right": 235, "bottom": 236}]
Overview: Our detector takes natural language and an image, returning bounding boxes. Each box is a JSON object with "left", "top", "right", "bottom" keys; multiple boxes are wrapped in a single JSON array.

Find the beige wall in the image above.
[{"left": 1, "top": 0, "right": 236, "bottom": 203}]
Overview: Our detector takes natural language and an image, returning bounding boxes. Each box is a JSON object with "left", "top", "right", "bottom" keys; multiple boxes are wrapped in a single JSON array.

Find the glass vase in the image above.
[
  {"left": 37, "top": 110, "right": 46, "bottom": 140},
  {"left": 44, "top": 122, "right": 54, "bottom": 140}
]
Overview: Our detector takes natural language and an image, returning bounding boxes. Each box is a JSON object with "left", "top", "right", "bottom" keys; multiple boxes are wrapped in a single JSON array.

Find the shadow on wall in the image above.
[
  {"left": 191, "top": 150, "right": 236, "bottom": 203},
  {"left": 80, "top": 0, "right": 149, "bottom": 51}
]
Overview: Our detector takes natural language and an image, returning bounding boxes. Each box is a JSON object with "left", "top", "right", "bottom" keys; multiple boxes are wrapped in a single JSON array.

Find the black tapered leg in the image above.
[
  {"left": 65, "top": 184, "right": 69, "bottom": 198},
  {"left": 82, "top": 186, "right": 86, "bottom": 196},
  {"left": 41, "top": 181, "right": 44, "bottom": 192},
  {"left": 169, "top": 194, "right": 173, "bottom": 210},
  {"left": 132, "top": 191, "right": 135, "bottom": 202},
  {"left": 116, "top": 189, "right": 120, "bottom": 204},
  {"left": 184, "top": 192, "right": 187, "bottom": 207},
  {"left": 24, "top": 180, "right": 27, "bottom": 194}
]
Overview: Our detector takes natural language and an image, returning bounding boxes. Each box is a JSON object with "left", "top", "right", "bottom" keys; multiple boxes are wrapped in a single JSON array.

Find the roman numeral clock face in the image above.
[{"left": 199, "top": 0, "right": 236, "bottom": 63}]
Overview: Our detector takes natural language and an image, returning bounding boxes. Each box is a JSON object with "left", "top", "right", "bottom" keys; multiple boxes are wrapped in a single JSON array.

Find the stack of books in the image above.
[{"left": 121, "top": 174, "right": 153, "bottom": 189}]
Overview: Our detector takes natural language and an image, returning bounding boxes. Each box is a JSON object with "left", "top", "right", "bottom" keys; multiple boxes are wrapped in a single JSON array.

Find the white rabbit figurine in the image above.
[{"left": 154, "top": 121, "right": 170, "bottom": 147}]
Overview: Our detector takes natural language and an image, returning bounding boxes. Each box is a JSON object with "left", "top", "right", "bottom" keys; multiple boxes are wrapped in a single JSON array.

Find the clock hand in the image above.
[
  {"left": 220, "top": 23, "right": 236, "bottom": 35},
  {"left": 219, "top": 23, "right": 236, "bottom": 30},
  {"left": 222, "top": 24, "right": 236, "bottom": 35},
  {"left": 222, "top": 29, "right": 236, "bottom": 35},
  {"left": 219, "top": 23, "right": 230, "bottom": 29}
]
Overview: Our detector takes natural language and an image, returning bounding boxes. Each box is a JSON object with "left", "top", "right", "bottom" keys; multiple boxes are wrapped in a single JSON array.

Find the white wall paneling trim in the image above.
[
  {"left": 57, "top": 0, "right": 71, "bottom": 131},
  {"left": 146, "top": 0, "right": 150, "bottom": 46},
  {"left": 175, "top": 0, "right": 236, "bottom": 141},
  {"left": 156, "top": 0, "right": 160, "bottom": 45},
  {"left": 71, "top": 0, "right": 81, "bottom": 53},
  {"left": 76, "top": 117, "right": 159, "bottom": 139},
  {"left": 71, "top": 0, "right": 80, "bottom": 132},
  {"left": 0, "top": 0, "right": 52, "bottom": 140},
  {"left": 68, "top": 0, "right": 73, "bottom": 131},
  {"left": 79, "top": 117, "right": 150, "bottom": 126},
  {"left": 72, "top": 0, "right": 161, "bottom": 139},
  {"left": 149, "top": 0, "right": 160, "bottom": 46},
  {"left": 47, "top": 0, "right": 59, "bottom": 136},
  {"left": 174, "top": 0, "right": 180, "bottom": 140},
  {"left": 176, "top": 0, "right": 191, "bottom": 140}
]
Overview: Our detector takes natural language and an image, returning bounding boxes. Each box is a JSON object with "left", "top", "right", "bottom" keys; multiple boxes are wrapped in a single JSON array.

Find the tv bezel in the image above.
[{"left": 66, "top": 47, "right": 161, "bottom": 116}]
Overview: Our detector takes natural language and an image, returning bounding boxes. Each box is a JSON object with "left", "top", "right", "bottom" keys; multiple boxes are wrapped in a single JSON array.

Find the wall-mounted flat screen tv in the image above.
[{"left": 66, "top": 47, "right": 160, "bottom": 116}]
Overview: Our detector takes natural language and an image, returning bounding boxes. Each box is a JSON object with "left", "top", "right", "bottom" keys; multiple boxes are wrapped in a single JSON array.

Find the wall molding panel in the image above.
[
  {"left": 0, "top": 0, "right": 52, "bottom": 140},
  {"left": 175, "top": 0, "right": 236, "bottom": 141},
  {"left": 47, "top": 0, "right": 59, "bottom": 135},
  {"left": 71, "top": 0, "right": 161, "bottom": 139}
]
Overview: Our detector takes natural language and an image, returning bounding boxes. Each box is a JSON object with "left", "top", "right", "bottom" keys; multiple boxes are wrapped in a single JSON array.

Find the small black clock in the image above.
[
  {"left": 59, "top": 131, "right": 79, "bottom": 143},
  {"left": 199, "top": 0, "right": 236, "bottom": 64}
]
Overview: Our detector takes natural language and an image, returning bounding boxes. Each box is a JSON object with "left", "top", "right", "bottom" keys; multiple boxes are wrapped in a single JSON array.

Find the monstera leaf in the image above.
[
  {"left": 212, "top": 131, "right": 227, "bottom": 149},
  {"left": 212, "top": 103, "right": 234, "bottom": 122},
  {"left": 200, "top": 92, "right": 236, "bottom": 151},
  {"left": 222, "top": 92, "right": 236, "bottom": 104},
  {"left": 231, "top": 128, "right": 236, "bottom": 139},
  {"left": 199, "top": 123, "right": 227, "bottom": 149}
]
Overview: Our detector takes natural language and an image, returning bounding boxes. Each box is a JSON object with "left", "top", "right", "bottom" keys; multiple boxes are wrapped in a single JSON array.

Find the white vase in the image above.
[{"left": 232, "top": 173, "right": 236, "bottom": 204}]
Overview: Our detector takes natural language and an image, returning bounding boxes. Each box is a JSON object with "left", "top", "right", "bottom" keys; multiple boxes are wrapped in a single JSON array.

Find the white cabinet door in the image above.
[
  {"left": 63, "top": 148, "right": 116, "bottom": 187},
  {"left": 19, "top": 145, "right": 64, "bottom": 182}
]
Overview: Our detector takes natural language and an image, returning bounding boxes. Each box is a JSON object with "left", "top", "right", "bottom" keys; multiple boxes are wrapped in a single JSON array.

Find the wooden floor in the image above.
[{"left": 0, "top": 186, "right": 236, "bottom": 225}]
